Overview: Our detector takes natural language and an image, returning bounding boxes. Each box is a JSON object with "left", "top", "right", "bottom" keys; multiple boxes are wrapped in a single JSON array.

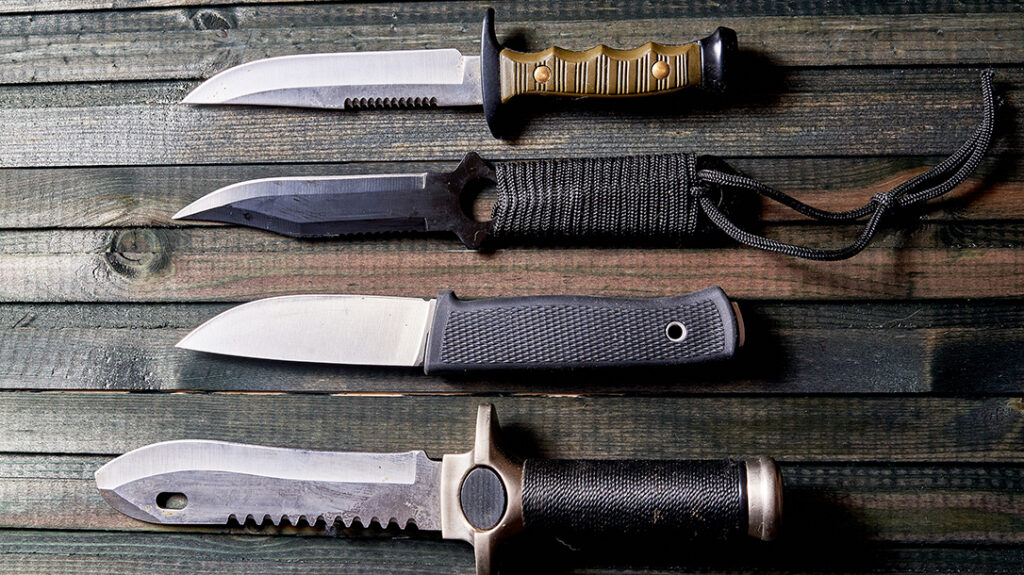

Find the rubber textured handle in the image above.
[
  {"left": 422, "top": 287, "right": 739, "bottom": 373},
  {"left": 522, "top": 459, "right": 746, "bottom": 541}
]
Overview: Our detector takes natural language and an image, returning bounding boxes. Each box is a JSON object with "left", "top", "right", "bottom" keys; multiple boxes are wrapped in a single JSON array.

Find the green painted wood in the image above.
[
  {"left": 0, "top": 301, "right": 1021, "bottom": 393},
  {"left": 0, "top": 393, "right": 1020, "bottom": 462}
]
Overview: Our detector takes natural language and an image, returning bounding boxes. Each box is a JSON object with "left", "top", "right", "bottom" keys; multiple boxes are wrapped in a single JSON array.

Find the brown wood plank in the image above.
[
  {"left": 1, "top": 530, "right": 1022, "bottom": 575},
  {"left": 1, "top": 301, "right": 1021, "bottom": 393},
  {"left": 0, "top": 82, "right": 1013, "bottom": 167},
  {"left": 0, "top": 393, "right": 1020, "bottom": 462},
  {"left": 0, "top": 7, "right": 1019, "bottom": 84},
  {"left": 2, "top": 0, "right": 1018, "bottom": 17},
  {"left": 2, "top": 455, "right": 1021, "bottom": 544},
  {"left": 0, "top": 156, "right": 1019, "bottom": 229},
  {"left": 1, "top": 228, "right": 1022, "bottom": 302}
]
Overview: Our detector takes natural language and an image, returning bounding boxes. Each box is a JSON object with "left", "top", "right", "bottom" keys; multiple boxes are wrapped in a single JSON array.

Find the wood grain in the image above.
[
  {"left": 2, "top": 455, "right": 1021, "bottom": 544},
  {"left": 0, "top": 156, "right": 1018, "bottom": 228},
  {"left": 0, "top": 84, "right": 1014, "bottom": 167},
  {"left": 0, "top": 393, "right": 1020, "bottom": 462},
  {"left": 0, "top": 8, "right": 1019, "bottom": 84},
  {"left": 1, "top": 302, "right": 1021, "bottom": 393},
  {"left": 1, "top": 228, "right": 1022, "bottom": 302}
]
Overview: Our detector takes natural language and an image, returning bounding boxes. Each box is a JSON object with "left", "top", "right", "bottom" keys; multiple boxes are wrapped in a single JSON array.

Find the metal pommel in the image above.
[
  {"left": 745, "top": 456, "right": 782, "bottom": 541},
  {"left": 699, "top": 27, "right": 737, "bottom": 93}
]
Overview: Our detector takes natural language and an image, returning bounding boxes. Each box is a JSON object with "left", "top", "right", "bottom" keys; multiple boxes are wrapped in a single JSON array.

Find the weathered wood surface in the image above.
[{"left": 0, "top": 1, "right": 1022, "bottom": 574}]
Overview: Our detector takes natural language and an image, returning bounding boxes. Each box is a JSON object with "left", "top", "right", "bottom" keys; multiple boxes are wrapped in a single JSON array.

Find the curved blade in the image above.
[
  {"left": 95, "top": 440, "right": 442, "bottom": 529},
  {"left": 183, "top": 49, "right": 482, "bottom": 109},
  {"left": 176, "top": 295, "right": 436, "bottom": 366},
  {"left": 173, "top": 173, "right": 443, "bottom": 238}
]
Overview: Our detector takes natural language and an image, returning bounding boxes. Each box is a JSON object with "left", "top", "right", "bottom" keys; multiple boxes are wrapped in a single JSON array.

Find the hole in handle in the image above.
[
  {"left": 156, "top": 492, "right": 188, "bottom": 510},
  {"left": 665, "top": 321, "right": 687, "bottom": 342}
]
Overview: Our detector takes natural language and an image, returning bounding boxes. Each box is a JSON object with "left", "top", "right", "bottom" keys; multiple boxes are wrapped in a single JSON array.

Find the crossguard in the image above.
[{"left": 441, "top": 406, "right": 782, "bottom": 575}]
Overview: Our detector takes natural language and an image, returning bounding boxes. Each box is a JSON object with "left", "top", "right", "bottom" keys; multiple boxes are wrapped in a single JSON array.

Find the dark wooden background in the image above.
[{"left": 0, "top": 1, "right": 1022, "bottom": 573}]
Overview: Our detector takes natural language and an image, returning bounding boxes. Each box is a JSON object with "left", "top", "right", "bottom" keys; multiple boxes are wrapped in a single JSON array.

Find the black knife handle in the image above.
[
  {"left": 422, "top": 287, "right": 740, "bottom": 373},
  {"left": 522, "top": 459, "right": 748, "bottom": 542}
]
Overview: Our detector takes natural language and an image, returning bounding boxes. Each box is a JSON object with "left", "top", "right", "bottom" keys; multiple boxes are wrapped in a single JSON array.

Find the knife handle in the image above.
[
  {"left": 422, "top": 287, "right": 741, "bottom": 373},
  {"left": 498, "top": 25, "right": 735, "bottom": 103},
  {"left": 521, "top": 457, "right": 781, "bottom": 543},
  {"left": 480, "top": 10, "right": 736, "bottom": 137}
]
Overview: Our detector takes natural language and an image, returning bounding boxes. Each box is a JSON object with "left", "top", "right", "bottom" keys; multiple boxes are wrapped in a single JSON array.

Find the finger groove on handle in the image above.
[
  {"left": 499, "top": 42, "right": 702, "bottom": 102},
  {"left": 522, "top": 459, "right": 746, "bottom": 540}
]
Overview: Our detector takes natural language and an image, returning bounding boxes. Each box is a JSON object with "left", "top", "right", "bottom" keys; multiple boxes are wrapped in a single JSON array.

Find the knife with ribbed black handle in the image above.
[{"left": 96, "top": 405, "right": 781, "bottom": 575}]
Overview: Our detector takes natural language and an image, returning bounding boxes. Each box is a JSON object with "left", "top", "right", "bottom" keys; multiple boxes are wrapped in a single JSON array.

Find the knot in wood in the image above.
[
  {"left": 104, "top": 229, "right": 173, "bottom": 281},
  {"left": 189, "top": 8, "right": 236, "bottom": 31}
]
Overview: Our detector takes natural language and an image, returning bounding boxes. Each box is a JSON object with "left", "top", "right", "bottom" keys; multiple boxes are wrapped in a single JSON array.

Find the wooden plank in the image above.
[
  {"left": 2, "top": 530, "right": 1020, "bottom": 575},
  {"left": 2, "top": 455, "right": 1021, "bottom": 544},
  {"left": 0, "top": 82, "right": 1013, "bottom": 167},
  {"left": 0, "top": 156, "right": 1019, "bottom": 229},
  {"left": 0, "top": 8, "right": 1019, "bottom": 84},
  {"left": 2, "top": 0, "right": 1018, "bottom": 17},
  {"left": 0, "top": 393, "right": 1020, "bottom": 462},
  {"left": 1, "top": 301, "right": 1021, "bottom": 393},
  {"left": 1, "top": 227, "right": 1023, "bottom": 302}
]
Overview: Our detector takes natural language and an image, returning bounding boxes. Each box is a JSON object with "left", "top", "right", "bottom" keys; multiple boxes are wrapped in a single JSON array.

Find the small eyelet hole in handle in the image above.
[
  {"left": 665, "top": 321, "right": 687, "bottom": 342},
  {"left": 156, "top": 492, "right": 188, "bottom": 510}
]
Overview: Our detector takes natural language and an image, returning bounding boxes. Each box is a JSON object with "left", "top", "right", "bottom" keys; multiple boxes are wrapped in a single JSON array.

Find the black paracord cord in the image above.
[
  {"left": 695, "top": 70, "right": 997, "bottom": 261},
  {"left": 490, "top": 71, "right": 997, "bottom": 260}
]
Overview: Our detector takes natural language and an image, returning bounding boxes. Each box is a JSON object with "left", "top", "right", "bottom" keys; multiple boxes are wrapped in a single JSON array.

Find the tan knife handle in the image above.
[{"left": 498, "top": 41, "right": 702, "bottom": 102}]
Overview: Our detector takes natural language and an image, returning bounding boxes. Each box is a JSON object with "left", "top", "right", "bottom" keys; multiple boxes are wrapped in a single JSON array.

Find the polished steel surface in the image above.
[
  {"left": 176, "top": 295, "right": 436, "bottom": 366},
  {"left": 183, "top": 49, "right": 482, "bottom": 108},
  {"left": 95, "top": 440, "right": 442, "bottom": 529},
  {"left": 745, "top": 456, "right": 783, "bottom": 541}
]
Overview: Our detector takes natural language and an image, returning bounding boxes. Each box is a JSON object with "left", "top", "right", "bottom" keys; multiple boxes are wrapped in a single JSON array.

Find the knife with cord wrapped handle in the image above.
[
  {"left": 177, "top": 287, "right": 743, "bottom": 372},
  {"left": 96, "top": 405, "right": 781, "bottom": 575},
  {"left": 183, "top": 9, "right": 737, "bottom": 138}
]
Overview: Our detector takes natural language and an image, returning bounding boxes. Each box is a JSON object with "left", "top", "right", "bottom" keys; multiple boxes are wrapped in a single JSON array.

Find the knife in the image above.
[
  {"left": 174, "top": 152, "right": 753, "bottom": 249},
  {"left": 96, "top": 405, "right": 781, "bottom": 575},
  {"left": 176, "top": 287, "right": 743, "bottom": 372},
  {"left": 182, "top": 9, "right": 737, "bottom": 137}
]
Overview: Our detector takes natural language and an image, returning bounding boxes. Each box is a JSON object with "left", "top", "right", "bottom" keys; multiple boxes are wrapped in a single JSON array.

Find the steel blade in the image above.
[
  {"left": 183, "top": 49, "right": 482, "bottom": 109},
  {"left": 95, "top": 440, "right": 442, "bottom": 529},
  {"left": 174, "top": 173, "right": 439, "bottom": 238},
  {"left": 176, "top": 295, "right": 435, "bottom": 366}
]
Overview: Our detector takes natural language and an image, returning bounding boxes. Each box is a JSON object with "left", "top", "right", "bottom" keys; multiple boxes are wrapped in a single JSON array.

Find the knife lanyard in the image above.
[{"left": 491, "top": 71, "right": 997, "bottom": 261}]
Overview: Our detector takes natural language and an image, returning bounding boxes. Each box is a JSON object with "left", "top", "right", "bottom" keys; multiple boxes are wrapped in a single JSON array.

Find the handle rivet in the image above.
[
  {"left": 651, "top": 60, "right": 670, "bottom": 80},
  {"left": 534, "top": 65, "right": 552, "bottom": 83},
  {"left": 665, "top": 321, "right": 687, "bottom": 342}
]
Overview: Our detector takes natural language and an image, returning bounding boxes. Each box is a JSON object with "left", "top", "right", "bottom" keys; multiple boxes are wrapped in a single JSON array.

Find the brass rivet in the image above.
[
  {"left": 533, "top": 65, "right": 551, "bottom": 83},
  {"left": 652, "top": 60, "right": 670, "bottom": 80}
]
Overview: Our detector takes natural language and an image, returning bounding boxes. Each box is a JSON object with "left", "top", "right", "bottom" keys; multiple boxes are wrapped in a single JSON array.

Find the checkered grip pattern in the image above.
[{"left": 437, "top": 298, "right": 725, "bottom": 366}]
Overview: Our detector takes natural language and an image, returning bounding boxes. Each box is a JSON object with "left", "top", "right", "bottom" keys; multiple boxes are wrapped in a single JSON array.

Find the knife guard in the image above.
[{"left": 422, "top": 286, "right": 740, "bottom": 373}]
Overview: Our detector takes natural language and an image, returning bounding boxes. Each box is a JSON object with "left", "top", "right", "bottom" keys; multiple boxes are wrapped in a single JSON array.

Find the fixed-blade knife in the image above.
[
  {"left": 176, "top": 287, "right": 743, "bottom": 372},
  {"left": 96, "top": 405, "right": 781, "bottom": 575},
  {"left": 183, "top": 9, "right": 737, "bottom": 137},
  {"left": 174, "top": 152, "right": 753, "bottom": 249}
]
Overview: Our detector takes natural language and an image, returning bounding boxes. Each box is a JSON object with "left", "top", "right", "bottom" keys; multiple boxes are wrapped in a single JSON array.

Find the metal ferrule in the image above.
[{"left": 745, "top": 456, "right": 782, "bottom": 541}]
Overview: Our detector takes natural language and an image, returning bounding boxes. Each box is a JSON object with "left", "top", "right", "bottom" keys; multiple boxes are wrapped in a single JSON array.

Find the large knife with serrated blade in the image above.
[
  {"left": 176, "top": 287, "right": 743, "bottom": 372},
  {"left": 183, "top": 9, "right": 736, "bottom": 137},
  {"left": 96, "top": 405, "right": 781, "bottom": 575}
]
